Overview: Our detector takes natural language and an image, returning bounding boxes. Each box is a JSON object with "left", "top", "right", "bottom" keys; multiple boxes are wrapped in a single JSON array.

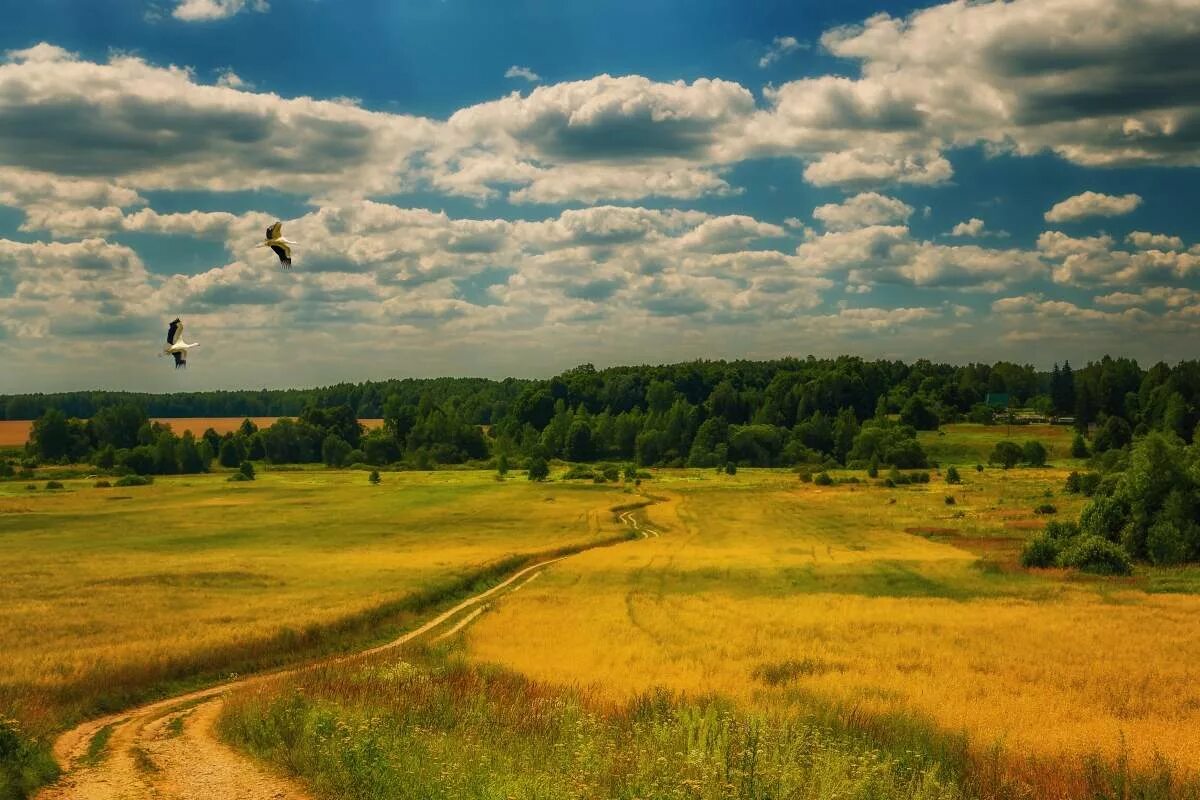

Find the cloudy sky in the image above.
[{"left": 2, "top": 0, "right": 1199, "bottom": 392}]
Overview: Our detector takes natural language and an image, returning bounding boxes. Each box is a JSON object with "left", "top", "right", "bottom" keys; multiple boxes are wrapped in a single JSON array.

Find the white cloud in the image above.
[
  {"left": 758, "top": 36, "right": 803, "bottom": 68},
  {"left": 950, "top": 218, "right": 985, "bottom": 237},
  {"left": 172, "top": 0, "right": 268, "bottom": 21},
  {"left": 214, "top": 68, "right": 250, "bottom": 89},
  {"left": 504, "top": 65, "right": 541, "bottom": 82},
  {"left": 1126, "top": 231, "right": 1184, "bottom": 251},
  {"left": 812, "top": 192, "right": 912, "bottom": 231},
  {"left": 1044, "top": 191, "right": 1143, "bottom": 223}
]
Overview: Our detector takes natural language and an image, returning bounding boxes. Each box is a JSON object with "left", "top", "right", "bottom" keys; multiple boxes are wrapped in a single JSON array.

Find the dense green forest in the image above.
[{"left": 8, "top": 357, "right": 1200, "bottom": 475}]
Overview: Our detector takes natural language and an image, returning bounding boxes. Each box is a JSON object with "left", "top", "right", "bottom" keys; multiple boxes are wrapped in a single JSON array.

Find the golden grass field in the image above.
[
  {"left": 0, "top": 469, "right": 629, "bottom": 736},
  {"left": 0, "top": 417, "right": 385, "bottom": 447},
  {"left": 464, "top": 466, "right": 1200, "bottom": 786}
]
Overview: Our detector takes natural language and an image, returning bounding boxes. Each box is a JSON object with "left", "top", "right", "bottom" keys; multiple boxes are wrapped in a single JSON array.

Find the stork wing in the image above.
[
  {"left": 172, "top": 350, "right": 185, "bottom": 367},
  {"left": 167, "top": 319, "right": 182, "bottom": 345},
  {"left": 270, "top": 242, "right": 292, "bottom": 270},
  {"left": 267, "top": 221, "right": 282, "bottom": 240}
]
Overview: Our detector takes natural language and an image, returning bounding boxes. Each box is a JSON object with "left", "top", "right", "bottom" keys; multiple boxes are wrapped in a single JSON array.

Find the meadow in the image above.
[
  {"left": 0, "top": 468, "right": 630, "bottom": 744},
  {"left": 215, "top": 424, "right": 1200, "bottom": 799}
]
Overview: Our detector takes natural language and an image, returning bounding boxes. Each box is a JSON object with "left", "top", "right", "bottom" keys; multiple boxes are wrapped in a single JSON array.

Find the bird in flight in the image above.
[
  {"left": 259, "top": 221, "right": 297, "bottom": 270},
  {"left": 162, "top": 318, "right": 199, "bottom": 369}
]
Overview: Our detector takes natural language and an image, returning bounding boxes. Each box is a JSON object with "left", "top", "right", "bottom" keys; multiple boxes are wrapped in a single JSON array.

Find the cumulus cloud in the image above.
[
  {"left": 950, "top": 218, "right": 985, "bottom": 237},
  {"left": 812, "top": 192, "right": 912, "bottom": 231},
  {"left": 172, "top": 0, "right": 268, "bottom": 21},
  {"left": 505, "top": 65, "right": 541, "bottom": 82},
  {"left": 1044, "top": 191, "right": 1143, "bottom": 223},
  {"left": 759, "top": 36, "right": 803, "bottom": 68},
  {"left": 214, "top": 68, "right": 250, "bottom": 89},
  {"left": 1126, "top": 231, "right": 1184, "bottom": 251},
  {"left": 0, "top": 44, "right": 436, "bottom": 198}
]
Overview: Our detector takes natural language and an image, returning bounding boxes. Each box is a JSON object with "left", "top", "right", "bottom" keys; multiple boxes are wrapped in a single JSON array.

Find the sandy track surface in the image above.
[{"left": 36, "top": 501, "right": 661, "bottom": 800}]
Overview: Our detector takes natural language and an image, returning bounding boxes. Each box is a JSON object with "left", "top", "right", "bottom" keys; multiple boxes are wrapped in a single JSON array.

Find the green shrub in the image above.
[
  {"left": 866, "top": 458, "right": 879, "bottom": 479},
  {"left": 1079, "top": 495, "right": 1126, "bottom": 542},
  {"left": 562, "top": 464, "right": 595, "bottom": 480},
  {"left": 239, "top": 460, "right": 256, "bottom": 481},
  {"left": 369, "top": 470, "right": 381, "bottom": 485},
  {"left": 989, "top": 441, "right": 1023, "bottom": 469},
  {"left": 1034, "top": 503, "right": 1057, "bottom": 515},
  {"left": 1044, "top": 519, "right": 1080, "bottom": 540},
  {"left": 913, "top": 471, "right": 930, "bottom": 484},
  {"left": 1022, "top": 440, "right": 1047, "bottom": 467},
  {"left": 1147, "top": 519, "right": 1187, "bottom": 566},
  {"left": 115, "top": 474, "right": 153, "bottom": 487},
  {"left": 94, "top": 480, "right": 111, "bottom": 488},
  {"left": 1020, "top": 532, "right": 1061, "bottom": 568},
  {"left": 975, "top": 463, "right": 984, "bottom": 472},
  {"left": 44, "top": 480, "right": 64, "bottom": 490},
  {"left": 602, "top": 465, "right": 620, "bottom": 482},
  {"left": 944, "top": 495, "right": 956, "bottom": 505},
  {"left": 724, "top": 462, "right": 737, "bottom": 475},
  {"left": 0, "top": 717, "right": 59, "bottom": 799},
  {"left": 1071, "top": 433, "right": 1089, "bottom": 458},
  {"left": 527, "top": 457, "right": 549, "bottom": 481},
  {"left": 1065, "top": 471, "right": 1082, "bottom": 493},
  {"left": 813, "top": 471, "right": 833, "bottom": 486},
  {"left": 1057, "top": 535, "right": 1132, "bottom": 575},
  {"left": 945, "top": 466, "right": 961, "bottom": 484},
  {"left": 797, "top": 468, "right": 813, "bottom": 483}
]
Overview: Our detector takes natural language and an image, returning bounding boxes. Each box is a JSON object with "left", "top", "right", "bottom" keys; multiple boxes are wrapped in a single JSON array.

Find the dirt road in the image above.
[{"left": 36, "top": 503, "right": 660, "bottom": 800}]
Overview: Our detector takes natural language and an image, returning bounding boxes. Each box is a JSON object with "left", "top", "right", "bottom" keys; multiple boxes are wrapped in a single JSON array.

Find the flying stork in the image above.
[
  {"left": 162, "top": 318, "right": 199, "bottom": 368},
  {"left": 259, "top": 221, "right": 297, "bottom": 270}
]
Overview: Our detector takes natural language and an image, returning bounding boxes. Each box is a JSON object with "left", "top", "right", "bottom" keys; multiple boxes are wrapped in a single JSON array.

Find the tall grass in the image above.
[{"left": 220, "top": 649, "right": 966, "bottom": 800}]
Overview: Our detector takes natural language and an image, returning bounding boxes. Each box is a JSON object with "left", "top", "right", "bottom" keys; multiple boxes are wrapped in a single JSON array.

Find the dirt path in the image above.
[{"left": 36, "top": 500, "right": 661, "bottom": 800}]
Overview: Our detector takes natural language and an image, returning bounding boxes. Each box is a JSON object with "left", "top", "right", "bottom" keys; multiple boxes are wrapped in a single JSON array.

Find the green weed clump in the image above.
[
  {"left": 219, "top": 654, "right": 966, "bottom": 800},
  {"left": 0, "top": 718, "right": 58, "bottom": 800}
]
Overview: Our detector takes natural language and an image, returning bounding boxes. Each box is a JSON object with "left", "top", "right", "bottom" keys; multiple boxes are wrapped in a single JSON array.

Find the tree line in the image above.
[{"left": 12, "top": 356, "right": 1200, "bottom": 476}]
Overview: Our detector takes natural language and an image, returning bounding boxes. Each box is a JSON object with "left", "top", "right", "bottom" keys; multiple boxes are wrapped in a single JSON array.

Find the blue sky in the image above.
[{"left": 1, "top": 0, "right": 1198, "bottom": 392}]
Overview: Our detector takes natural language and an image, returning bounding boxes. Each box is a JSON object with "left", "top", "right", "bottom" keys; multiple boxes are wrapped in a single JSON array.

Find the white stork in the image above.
[
  {"left": 162, "top": 318, "right": 199, "bottom": 369},
  {"left": 259, "top": 221, "right": 297, "bottom": 270}
]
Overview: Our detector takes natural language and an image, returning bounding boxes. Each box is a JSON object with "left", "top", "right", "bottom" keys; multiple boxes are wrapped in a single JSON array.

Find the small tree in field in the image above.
[
  {"left": 527, "top": 457, "right": 549, "bottom": 482},
  {"left": 239, "top": 460, "right": 255, "bottom": 480},
  {"left": 989, "top": 441, "right": 1023, "bottom": 469},
  {"left": 1022, "top": 440, "right": 1047, "bottom": 467},
  {"left": 945, "top": 465, "right": 961, "bottom": 484},
  {"left": 1071, "top": 433, "right": 1089, "bottom": 458},
  {"left": 724, "top": 462, "right": 737, "bottom": 476},
  {"left": 497, "top": 453, "right": 509, "bottom": 478},
  {"left": 369, "top": 469, "right": 381, "bottom": 485}
]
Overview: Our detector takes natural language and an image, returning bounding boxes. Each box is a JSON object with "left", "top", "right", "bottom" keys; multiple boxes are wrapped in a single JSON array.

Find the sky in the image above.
[{"left": 1, "top": 0, "right": 1199, "bottom": 393}]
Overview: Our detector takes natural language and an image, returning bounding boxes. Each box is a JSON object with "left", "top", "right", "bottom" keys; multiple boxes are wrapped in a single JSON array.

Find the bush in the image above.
[
  {"left": 1021, "top": 532, "right": 1061, "bottom": 568},
  {"left": 813, "top": 471, "right": 833, "bottom": 486},
  {"left": 24, "top": 483, "right": 37, "bottom": 491},
  {"left": 913, "top": 471, "right": 930, "bottom": 484},
  {"left": 1057, "top": 535, "right": 1132, "bottom": 575},
  {"left": 1079, "top": 495, "right": 1126, "bottom": 542},
  {"left": 1034, "top": 503, "right": 1057, "bottom": 515},
  {"left": 0, "top": 717, "right": 59, "bottom": 799},
  {"left": 989, "top": 441, "right": 1023, "bottom": 469},
  {"left": 238, "top": 460, "right": 256, "bottom": 481},
  {"left": 945, "top": 465, "right": 961, "bottom": 484},
  {"left": 562, "top": 465, "right": 595, "bottom": 480},
  {"left": 975, "top": 463, "right": 984, "bottom": 472},
  {"left": 115, "top": 474, "right": 153, "bottom": 487},
  {"left": 527, "top": 457, "right": 549, "bottom": 482},
  {"left": 94, "top": 480, "right": 111, "bottom": 488},
  {"left": 1064, "top": 471, "right": 1082, "bottom": 493},
  {"left": 43, "top": 480, "right": 64, "bottom": 490},
  {"left": 602, "top": 465, "right": 620, "bottom": 482},
  {"left": 944, "top": 495, "right": 956, "bottom": 505},
  {"left": 1147, "top": 519, "right": 1187, "bottom": 566},
  {"left": 1044, "top": 519, "right": 1080, "bottom": 540},
  {"left": 1071, "top": 433, "right": 1089, "bottom": 458},
  {"left": 1022, "top": 440, "right": 1047, "bottom": 467},
  {"left": 369, "top": 469, "right": 381, "bottom": 485},
  {"left": 724, "top": 462, "right": 737, "bottom": 475},
  {"left": 866, "top": 458, "right": 879, "bottom": 478},
  {"left": 797, "top": 468, "right": 813, "bottom": 483}
]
